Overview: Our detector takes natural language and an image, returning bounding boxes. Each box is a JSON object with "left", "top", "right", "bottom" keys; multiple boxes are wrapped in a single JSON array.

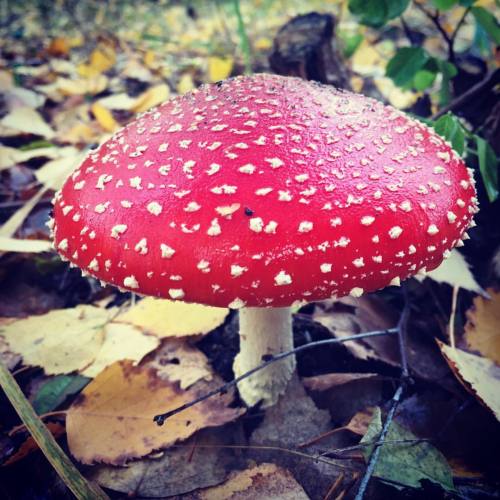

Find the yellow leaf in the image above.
[
  {"left": 35, "top": 152, "right": 85, "bottom": 190},
  {"left": 47, "top": 37, "right": 70, "bottom": 57},
  {"left": 254, "top": 37, "right": 273, "bottom": 50},
  {"left": 439, "top": 342, "right": 500, "bottom": 421},
  {"left": 0, "top": 107, "right": 55, "bottom": 139},
  {"left": 57, "top": 75, "right": 108, "bottom": 96},
  {"left": 115, "top": 297, "right": 228, "bottom": 338},
  {"left": 89, "top": 47, "right": 116, "bottom": 74},
  {"left": 208, "top": 56, "right": 233, "bottom": 82},
  {"left": 60, "top": 122, "right": 97, "bottom": 144},
  {"left": 351, "top": 41, "right": 384, "bottom": 76},
  {"left": 91, "top": 102, "right": 119, "bottom": 132},
  {"left": 374, "top": 76, "right": 418, "bottom": 109},
  {"left": 81, "top": 323, "right": 160, "bottom": 378},
  {"left": 143, "top": 50, "right": 157, "bottom": 69},
  {"left": 177, "top": 73, "right": 195, "bottom": 95},
  {"left": 66, "top": 360, "right": 244, "bottom": 464},
  {"left": 465, "top": 290, "right": 500, "bottom": 364},
  {"left": 131, "top": 84, "right": 170, "bottom": 113},
  {"left": 0, "top": 306, "right": 112, "bottom": 375}
]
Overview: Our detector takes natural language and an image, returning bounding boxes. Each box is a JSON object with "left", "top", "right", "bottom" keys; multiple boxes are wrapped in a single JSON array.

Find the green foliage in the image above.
[
  {"left": 434, "top": 113, "right": 465, "bottom": 155},
  {"left": 339, "top": 31, "right": 364, "bottom": 58},
  {"left": 361, "top": 408, "right": 455, "bottom": 492},
  {"left": 431, "top": 0, "right": 458, "bottom": 10},
  {"left": 471, "top": 6, "right": 500, "bottom": 44},
  {"left": 386, "top": 47, "right": 429, "bottom": 86},
  {"left": 348, "top": 0, "right": 410, "bottom": 28},
  {"left": 475, "top": 136, "right": 499, "bottom": 202},
  {"left": 413, "top": 69, "right": 437, "bottom": 91},
  {"left": 33, "top": 375, "right": 90, "bottom": 415}
]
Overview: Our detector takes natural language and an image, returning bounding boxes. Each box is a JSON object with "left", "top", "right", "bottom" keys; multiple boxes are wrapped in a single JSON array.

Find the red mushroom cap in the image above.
[{"left": 52, "top": 74, "right": 478, "bottom": 308}]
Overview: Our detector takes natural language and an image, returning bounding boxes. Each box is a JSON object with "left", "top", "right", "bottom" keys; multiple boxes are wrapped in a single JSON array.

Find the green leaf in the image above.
[
  {"left": 431, "top": 0, "right": 458, "bottom": 9},
  {"left": 434, "top": 114, "right": 465, "bottom": 155},
  {"left": 386, "top": 47, "right": 430, "bottom": 87},
  {"left": 33, "top": 375, "right": 90, "bottom": 415},
  {"left": 361, "top": 408, "right": 454, "bottom": 491},
  {"left": 348, "top": 0, "right": 410, "bottom": 28},
  {"left": 475, "top": 136, "right": 499, "bottom": 202},
  {"left": 471, "top": 7, "right": 500, "bottom": 44},
  {"left": 436, "top": 60, "right": 457, "bottom": 105},
  {"left": 413, "top": 69, "right": 437, "bottom": 91},
  {"left": 339, "top": 32, "right": 364, "bottom": 58}
]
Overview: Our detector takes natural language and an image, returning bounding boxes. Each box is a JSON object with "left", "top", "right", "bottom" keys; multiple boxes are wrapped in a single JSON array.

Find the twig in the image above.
[
  {"left": 432, "top": 69, "right": 500, "bottom": 120},
  {"left": 449, "top": 285, "right": 459, "bottom": 349},
  {"left": 0, "top": 360, "right": 108, "bottom": 500},
  {"left": 153, "top": 328, "right": 398, "bottom": 425},
  {"left": 450, "top": 6, "right": 472, "bottom": 46},
  {"left": 354, "top": 291, "right": 411, "bottom": 499}
]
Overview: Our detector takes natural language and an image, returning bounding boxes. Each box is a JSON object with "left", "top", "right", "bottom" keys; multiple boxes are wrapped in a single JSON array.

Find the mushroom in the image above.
[{"left": 51, "top": 74, "right": 478, "bottom": 407}]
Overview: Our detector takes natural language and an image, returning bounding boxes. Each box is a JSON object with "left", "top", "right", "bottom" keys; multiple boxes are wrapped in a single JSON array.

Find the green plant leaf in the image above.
[
  {"left": 471, "top": 7, "right": 500, "bottom": 44},
  {"left": 339, "top": 32, "right": 364, "bottom": 58},
  {"left": 436, "top": 60, "right": 458, "bottom": 105},
  {"left": 348, "top": 0, "right": 410, "bottom": 28},
  {"left": 413, "top": 69, "right": 437, "bottom": 91},
  {"left": 431, "top": 0, "right": 458, "bottom": 9},
  {"left": 361, "top": 407, "right": 454, "bottom": 491},
  {"left": 33, "top": 375, "right": 90, "bottom": 415},
  {"left": 386, "top": 47, "right": 430, "bottom": 87},
  {"left": 475, "top": 136, "right": 499, "bottom": 202},
  {"left": 434, "top": 114, "right": 465, "bottom": 155}
]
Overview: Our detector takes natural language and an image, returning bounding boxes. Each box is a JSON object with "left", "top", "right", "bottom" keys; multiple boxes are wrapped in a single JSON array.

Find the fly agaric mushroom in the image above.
[{"left": 51, "top": 74, "right": 478, "bottom": 407}]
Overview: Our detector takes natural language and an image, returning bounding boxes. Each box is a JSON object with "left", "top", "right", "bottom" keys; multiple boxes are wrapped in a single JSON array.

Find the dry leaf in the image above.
[
  {"left": 115, "top": 297, "right": 228, "bottom": 338},
  {"left": 439, "top": 342, "right": 500, "bottom": 421},
  {"left": 97, "top": 93, "right": 137, "bottom": 110},
  {"left": 147, "top": 339, "right": 213, "bottom": 389},
  {"left": 194, "top": 463, "right": 309, "bottom": 500},
  {"left": 419, "top": 250, "right": 483, "bottom": 294},
  {"left": 0, "top": 237, "right": 52, "bottom": 253},
  {"left": 303, "top": 373, "right": 382, "bottom": 392},
  {"left": 66, "top": 360, "right": 244, "bottom": 464},
  {"left": 207, "top": 56, "right": 233, "bottom": 82},
  {"left": 131, "top": 84, "right": 170, "bottom": 113},
  {"left": 57, "top": 76, "right": 108, "bottom": 96},
  {"left": 465, "top": 290, "right": 500, "bottom": 364},
  {"left": 0, "top": 107, "right": 55, "bottom": 138},
  {"left": 374, "top": 76, "right": 418, "bottom": 108},
  {"left": 81, "top": 323, "right": 160, "bottom": 378},
  {"left": 91, "top": 102, "right": 119, "bottom": 132},
  {"left": 0, "top": 305, "right": 112, "bottom": 375},
  {"left": 35, "top": 153, "right": 85, "bottom": 190},
  {"left": 177, "top": 73, "right": 195, "bottom": 94}
]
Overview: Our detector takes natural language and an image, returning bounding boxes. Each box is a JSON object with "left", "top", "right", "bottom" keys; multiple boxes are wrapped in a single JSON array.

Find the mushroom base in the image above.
[{"left": 233, "top": 307, "right": 295, "bottom": 407}]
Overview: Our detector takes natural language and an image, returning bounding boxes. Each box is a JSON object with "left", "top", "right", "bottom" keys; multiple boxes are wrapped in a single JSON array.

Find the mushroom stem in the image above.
[{"left": 233, "top": 306, "right": 295, "bottom": 407}]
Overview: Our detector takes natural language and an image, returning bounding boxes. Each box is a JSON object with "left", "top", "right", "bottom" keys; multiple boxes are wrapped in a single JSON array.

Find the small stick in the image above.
[
  {"left": 153, "top": 328, "right": 398, "bottom": 425},
  {"left": 449, "top": 285, "right": 459, "bottom": 350}
]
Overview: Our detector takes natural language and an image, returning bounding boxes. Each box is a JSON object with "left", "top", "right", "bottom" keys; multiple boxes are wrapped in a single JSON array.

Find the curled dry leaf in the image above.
[
  {"left": 465, "top": 289, "right": 500, "bottom": 364},
  {"left": 66, "top": 360, "right": 244, "bottom": 465},
  {"left": 190, "top": 463, "right": 309, "bottom": 500},
  {"left": 0, "top": 305, "right": 112, "bottom": 375},
  {"left": 115, "top": 297, "right": 229, "bottom": 338},
  {"left": 439, "top": 341, "right": 500, "bottom": 421}
]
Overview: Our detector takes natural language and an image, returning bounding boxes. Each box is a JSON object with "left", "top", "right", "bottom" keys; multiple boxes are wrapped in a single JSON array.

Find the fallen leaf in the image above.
[
  {"left": 81, "top": 322, "right": 160, "bottom": 377},
  {"left": 147, "top": 339, "right": 213, "bottom": 389},
  {"left": 47, "top": 37, "right": 70, "bottom": 57},
  {"left": 57, "top": 75, "right": 108, "bottom": 96},
  {"left": 193, "top": 463, "right": 309, "bottom": 500},
  {"left": 91, "top": 102, "right": 119, "bottom": 132},
  {"left": 464, "top": 289, "right": 500, "bottom": 364},
  {"left": 131, "top": 83, "right": 170, "bottom": 113},
  {"left": 0, "top": 237, "right": 52, "bottom": 253},
  {"left": 89, "top": 47, "right": 116, "bottom": 73},
  {"left": 207, "top": 57, "right": 233, "bottom": 82},
  {"left": 35, "top": 153, "right": 85, "bottom": 190},
  {"left": 115, "top": 297, "right": 228, "bottom": 338},
  {"left": 97, "top": 93, "right": 137, "bottom": 110},
  {"left": 0, "top": 305, "right": 112, "bottom": 375},
  {"left": 340, "top": 408, "right": 375, "bottom": 436},
  {"left": 0, "top": 145, "right": 78, "bottom": 171},
  {"left": 418, "top": 250, "right": 483, "bottom": 294},
  {"left": 0, "top": 107, "right": 55, "bottom": 139},
  {"left": 374, "top": 76, "right": 418, "bottom": 108},
  {"left": 303, "top": 373, "right": 383, "bottom": 392},
  {"left": 32, "top": 375, "right": 91, "bottom": 415},
  {"left": 90, "top": 426, "right": 242, "bottom": 497},
  {"left": 0, "top": 336, "right": 21, "bottom": 371},
  {"left": 177, "top": 73, "right": 195, "bottom": 94},
  {"left": 66, "top": 360, "right": 244, "bottom": 464},
  {"left": 361, "top": 407, "right": 454, "bottom": 491},
  {"left": 439, "top": 342, "right": 500, "bottom": 421}
]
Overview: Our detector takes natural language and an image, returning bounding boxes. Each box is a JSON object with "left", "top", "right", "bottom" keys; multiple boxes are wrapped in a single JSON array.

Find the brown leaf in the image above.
[
  {"left": 66, "top": 360, "right": 244, "bottom": 464},
  {"left": 439, "top": 341, "right": 500, "bottom": 421},
  {"left": 464, "top": 289, "right": 500, "bottom": 364},
  {"left": 191, "top": 463, "right": 309, "bottom": 500},
  {"left": 303, "top": 373, "right": 382, "bottom": 392}
]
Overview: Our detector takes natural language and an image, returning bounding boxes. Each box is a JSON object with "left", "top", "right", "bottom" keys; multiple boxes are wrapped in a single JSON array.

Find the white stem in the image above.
[{"left": 233, "top": 307, "right": 296, "bottom": 407}]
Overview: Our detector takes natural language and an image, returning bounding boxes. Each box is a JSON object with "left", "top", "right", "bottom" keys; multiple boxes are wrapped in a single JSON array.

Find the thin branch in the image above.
[
  {"left": 153, "top": 328, "right": 398, "bottom": 425},
  {"left": 450, "top": 6, "right": 472, "bottom": 45}
]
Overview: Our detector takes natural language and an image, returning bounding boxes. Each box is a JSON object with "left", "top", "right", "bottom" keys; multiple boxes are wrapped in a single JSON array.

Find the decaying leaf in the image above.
[
  {"left": 131, "top": 84, "right": 170, "bottom": 113},
  {"left": 57, "top": 75, "right": 108, "bottom": 96},
  {"left": 66, "top": 360, "right": 244, "bottom": 464},
  {"left": 34, "top": 153, "right": 85, "bottom": 190},
  {"left": 464, "top": 290, "right": 500, "bottom": 364},
  {"left": 0, "top": 305, "right": 112, "bottom": 375},
  {"left": 147, "top": 339, "right": 213, "bottom": 389},
  {"left": 419, "top": 250, "right": 483, "bottom": 294},
  {"left": 192, "top": 463, "right": 309, "bottom": 500},
  {"left": 439, "top": 342, "right": 500, "bottom": 421},
  {"left": 303, "top": 373, "right": 382, "bottom": 392},
  {"left": 115, "top": 297, "right": 228, "bottom": 338},
  {"left": 81, "top": 323, "right": 160, "bottom": 378},
  {"left": 361, "top": 407, "right": 454, "bottom": 491},
  {"left": 0, "top": 107, "right": 55, "bottom": 138}
]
